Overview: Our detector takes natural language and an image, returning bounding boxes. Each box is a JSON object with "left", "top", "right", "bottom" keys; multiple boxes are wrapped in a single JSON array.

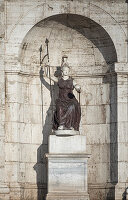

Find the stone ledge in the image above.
[
  {"left": 0, "top": 184, "right": 9, "bottom": 194},
  {"left": 46, "top": 192, "right": 90, "bottom": 200},
  {"left": 115, "top": 63, "right": 128, "bottom": 74},
  {"left": 55, "top": 130, "right": 80, "bottom": 136},
  {"left": 45, "top": 153, "right": 91, "bottom": 158},
  {"left": 88, "top": 183, "right": 116, "bottom": 189}
]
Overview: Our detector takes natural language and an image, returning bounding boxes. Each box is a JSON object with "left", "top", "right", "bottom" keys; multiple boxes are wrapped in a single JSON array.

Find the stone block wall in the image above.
[{"left": 0, "top": 0, "right": 128, "bottom": 199}]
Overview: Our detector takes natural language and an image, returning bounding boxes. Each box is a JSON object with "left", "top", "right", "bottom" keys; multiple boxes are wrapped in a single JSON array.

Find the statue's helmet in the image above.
[{"left": 61, "top": 55, "right": 70, "bottom": 71}]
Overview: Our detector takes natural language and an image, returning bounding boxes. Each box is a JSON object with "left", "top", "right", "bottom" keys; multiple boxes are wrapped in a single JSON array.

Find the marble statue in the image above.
[{"left": 45, "top": 56, "right": 81, "bottom": 131}]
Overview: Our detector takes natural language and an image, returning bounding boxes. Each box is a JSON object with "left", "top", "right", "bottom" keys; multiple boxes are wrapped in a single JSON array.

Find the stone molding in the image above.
[
  {"left": 5, "top": 68, "right": 115, "bottom": 78},
  {"left": 115, "top": 62, "right": 128, "bottom": 74},
  {"left": 45, "top": 154, "right": 91, "bottom": 159},
  {"left": 55, "top": 130, "right": 80, "bottom": 136},
  {"left": 0, "top": 184, "right": 9, "bottom": 194},
  {"left": 88, "top": 183, "right": 117, "bottom": 189},
  {"left": 46, "top": 192, "right": 90, "bottom": 200}
]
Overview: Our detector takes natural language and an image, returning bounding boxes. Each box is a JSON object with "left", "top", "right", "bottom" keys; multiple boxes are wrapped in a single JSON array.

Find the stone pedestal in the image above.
[{"left": 46, "top": 131, "right": 90, "bottom": 200}]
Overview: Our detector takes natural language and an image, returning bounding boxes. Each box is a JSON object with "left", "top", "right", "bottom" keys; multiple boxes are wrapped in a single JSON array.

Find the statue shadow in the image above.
[
  {"left": 103, "top": 65, "right": 118, "bottom": 199},
  {"left": 122, "top": 187, "right": 128, "bottom": 200},
  {"left": 33, "top": 67, "right": 60, "bottom": 200}
]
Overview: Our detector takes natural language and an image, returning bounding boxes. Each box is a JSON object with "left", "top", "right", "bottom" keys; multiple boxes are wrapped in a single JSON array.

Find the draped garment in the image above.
[{"left": 53, "top": 78, "right": 81, "bottom": 131}]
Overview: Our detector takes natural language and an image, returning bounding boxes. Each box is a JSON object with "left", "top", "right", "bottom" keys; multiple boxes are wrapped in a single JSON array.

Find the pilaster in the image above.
[{"left": 114, "top": 63, "right": 128, "bottom": 200}]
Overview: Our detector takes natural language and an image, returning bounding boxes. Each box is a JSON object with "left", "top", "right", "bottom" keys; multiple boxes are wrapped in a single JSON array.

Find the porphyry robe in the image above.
[{"left": 53, "top": 77, "right": 81, "bottom": 131}]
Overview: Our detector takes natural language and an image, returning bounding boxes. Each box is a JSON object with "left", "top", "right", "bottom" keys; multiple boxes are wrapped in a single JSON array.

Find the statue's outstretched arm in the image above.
[{"left": 39, "top": 68, "right": 51, "bottom": 90}]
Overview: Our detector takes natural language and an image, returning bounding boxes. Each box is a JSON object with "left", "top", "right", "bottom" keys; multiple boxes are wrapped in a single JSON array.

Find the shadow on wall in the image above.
[
  {"left": 103, "top": 69, "right": 118, "bottom": 199},
  {"left": 122, "top": 187, "right": 128, "bottom": 200},
  {"left": 34, "top": 67, "right": 59, "bottom": 200}
]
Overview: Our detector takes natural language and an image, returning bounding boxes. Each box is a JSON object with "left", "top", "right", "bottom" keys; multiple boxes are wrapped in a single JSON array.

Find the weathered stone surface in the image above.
[
  {"left": 47, "top": 156, "right": 88, "bottom": 192},
  {"left": 46, "top": 154, "right": 90, "bottom": 200},
  {"left": 0, "top": 0, "right": 128, "bottom": 199}
]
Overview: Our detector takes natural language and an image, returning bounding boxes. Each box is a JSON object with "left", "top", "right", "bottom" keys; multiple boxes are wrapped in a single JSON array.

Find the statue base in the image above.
[
  {"left": 46, "top": 192, "right": 90, "bottom": 200},
  {"left": 49, "top": 134, "right": 86, "bottom": 154},
  {"left": 55, "top": 129, "right": 79, "bottom": 136},
  {"left": 45, "top": 133, "right": 90, "bottom": 200},
  {"left": 46, "top": 154, "right": 90, "bottom": 200}
]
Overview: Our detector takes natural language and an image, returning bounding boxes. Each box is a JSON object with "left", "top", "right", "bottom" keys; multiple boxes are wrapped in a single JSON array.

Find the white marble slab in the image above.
[
  {"left": 49, "top": 135, "right": 86, "bottom": 154},
  {"left": 46, "top": 155, "right": 89, "bottom": 194}
]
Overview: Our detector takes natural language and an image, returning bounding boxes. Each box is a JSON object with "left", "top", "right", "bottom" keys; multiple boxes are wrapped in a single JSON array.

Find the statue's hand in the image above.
[{"left": 75, "top": 84, "right": 81, "bottom": 93}]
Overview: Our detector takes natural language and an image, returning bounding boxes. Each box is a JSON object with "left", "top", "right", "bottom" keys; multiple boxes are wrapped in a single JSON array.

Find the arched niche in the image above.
[
  {"left": 19, "top": 14, "right": 117, "bottom": 73},
  {"left": 14, "top": 13, "right": 118, "bottom": 200},
  {"left": 6, "top": 1, "right": 126, "bottom": 65}
]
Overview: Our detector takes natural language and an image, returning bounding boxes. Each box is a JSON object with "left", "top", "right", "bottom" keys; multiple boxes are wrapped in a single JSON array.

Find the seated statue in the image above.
[{"left": 44, "top": 56, "right": 81, "bottom": 131}]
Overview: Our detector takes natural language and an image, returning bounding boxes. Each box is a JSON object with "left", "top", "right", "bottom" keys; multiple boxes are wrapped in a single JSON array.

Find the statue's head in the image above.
[{"left": 61, "top": 64, "right": 70, "bottom": 76}]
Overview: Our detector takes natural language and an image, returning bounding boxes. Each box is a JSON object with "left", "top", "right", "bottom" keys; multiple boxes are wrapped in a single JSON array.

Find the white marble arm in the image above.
[{"left": 73, "top": 80, "right": 81, "bottom": 93}]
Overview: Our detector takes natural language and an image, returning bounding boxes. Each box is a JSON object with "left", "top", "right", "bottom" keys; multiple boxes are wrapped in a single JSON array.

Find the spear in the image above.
[
  {"left": 39, "top": 39, "right": 50, "bottom": 129},
  {"left": 40, "top": 39, "right": 54, "bottom": 123},
  {"left": 40, "top": 38, "right": 49, "bottom": 64},
  {"left": 45, "top": 38, "right": 49, "bottom": 62},
  {"left": 45, "top": 39, "right": 54, "bottom": 122}
]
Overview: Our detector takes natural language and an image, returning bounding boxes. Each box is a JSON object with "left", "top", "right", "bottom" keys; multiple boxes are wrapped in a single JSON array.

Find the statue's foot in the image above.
[
  {"left": 58, "top": 125, "right": 64, "bottom": 130},
  {"left": 70, "top": 127, "right": 74, "bottom": 130}
]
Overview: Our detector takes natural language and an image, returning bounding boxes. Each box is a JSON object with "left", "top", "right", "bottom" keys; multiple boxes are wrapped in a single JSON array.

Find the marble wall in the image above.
[{"left": 0, "top": 0, "right": 128, "bottom": 199}]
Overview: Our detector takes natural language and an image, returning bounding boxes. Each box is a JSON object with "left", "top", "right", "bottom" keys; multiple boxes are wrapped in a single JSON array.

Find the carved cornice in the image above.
[{"left": 5, "top": 69, "right": 117, "bottom": 79}]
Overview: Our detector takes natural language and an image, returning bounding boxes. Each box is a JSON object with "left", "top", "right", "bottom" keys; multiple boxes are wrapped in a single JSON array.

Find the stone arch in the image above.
[
  {"left": 45, "top": 13, "right": 118, "bottom": 65},
  {"left": 19, "top": 13, "right": 118, "bottom": 71},
  {"left": 17, "top": 13, "right": 118, "bottom": 200},
  {"left": 7, "top": 0, "right": 126, "bottom": 63}
]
